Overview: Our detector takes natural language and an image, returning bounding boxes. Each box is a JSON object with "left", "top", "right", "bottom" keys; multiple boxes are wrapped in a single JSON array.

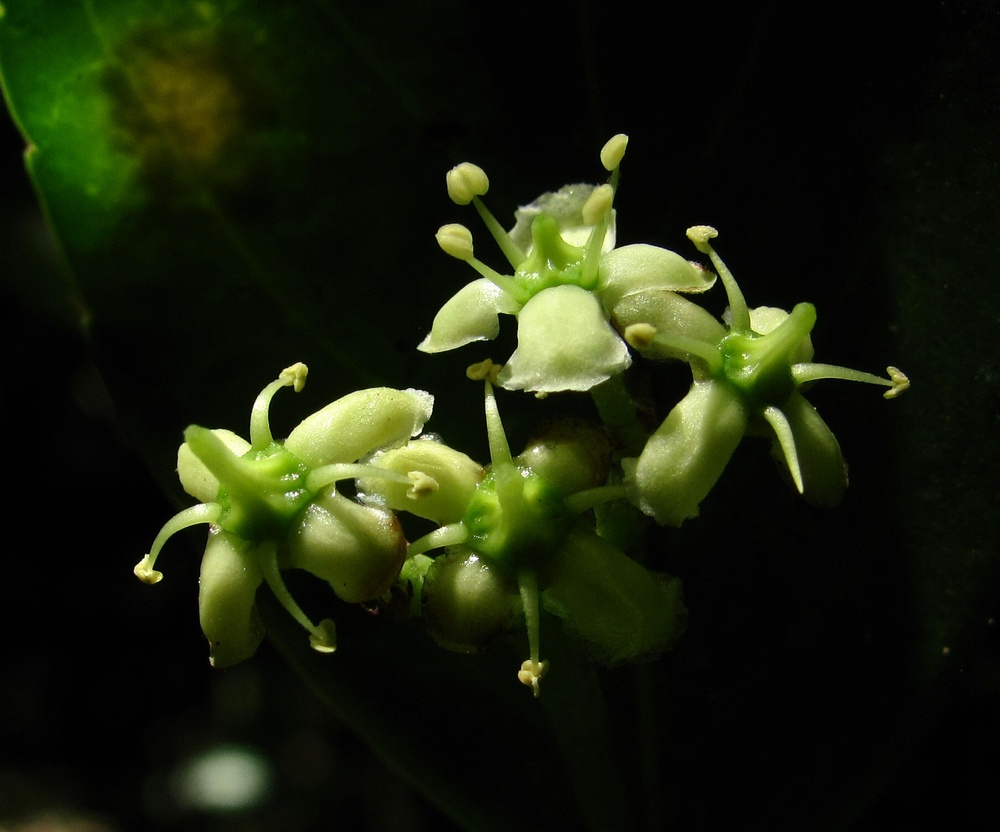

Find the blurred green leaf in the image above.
[{"left": 0, "top": 0, "right": 448, "bottom": 476}]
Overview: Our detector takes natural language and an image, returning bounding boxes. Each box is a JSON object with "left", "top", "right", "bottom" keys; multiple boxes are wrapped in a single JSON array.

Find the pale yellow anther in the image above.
[
  {"left": 686, "top": 225, "right": 719, "bottom": 254},
  {"left": 435, "top": 223, "right": 474, "bottom": 261},
  {"left": 309, "top": 619, "right": 338, "bottom": 653},
  {"left": 280, "top": 362, "right": 309, "bottom": 392},
  {"left": 582, "top": 184, "right": 614, "bottom": 227},
  {"left": 600, "top": 133, "right": 629, "bottom": 171},
  {"left": 407, "top": 470, "right": 439, "bottom": 498},
  {"left": 624, "top": 322, "right": 658, "bottom": 350},
  {"left": 466, "top": 359, "right": 501, "bottom": 383},
  {"left": 133, "top": 556, "right": 163, "bottom": 585},
  {"left": 517, "top": 658, "right": 549, "bottom": 697},
  {"left": 884, "top": 366, "right": 910, "bottom": 399},
  {"left": 446, "top": 162, "right": 489, "bottom": 205}
]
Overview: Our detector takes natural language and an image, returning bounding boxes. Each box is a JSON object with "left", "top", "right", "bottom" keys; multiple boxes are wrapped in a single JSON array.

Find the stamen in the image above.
[
  {"left": 762, "top": 405, "right": 804, "bottom": 493},
  {"left": 435, "top": 223, "right": 474, "bottom": 260},
  {"left": 306, "top": 462, "right": 414, "bottom": 494},
  {"left": 407, "top": 471, "right": 440, "bottom": 498},
  {"left": 624, "top": 322, "right": 724, "bottom": 373},
  {"left": 254, "top": 541, "right": 337, "bottom": 653},
  {"left": 250, "top": 362, "right": 308, "bottom": 450},
  {"left": 600, "top": 133, "right": 629, "bottom": 172},
  {"left": 686, "top": 226, "right": 750, "bottom": 332},
  {"left": 472, "top": 368, "right": 512, "bottom": 466},
  {"left": 406, "top": 522, "right": 469, "bottom": 558},
  {"left": 516, "top": 568, "right": 547, "bottom": 697},
  {"left": 582, "top": 184, "right": 614, "bottom": 227},
  {"left": 134, "top": 502, "right": 222, "bottom": 583},
  {"left": 436, "top": 225, "right": 530, "bottom": 304},
  {"left": 580, "top": 184, "right": 615, "bottom": 290},
  {"left": 564, "top": 484, "right": 628, "bottom": 515},
  {"left": 446, "top": 162, "right": 489, "bottom": 204},
  {"left": 791, "top": 362, "right": 911, "bottom": 400},
  {"left": 470, "top": 196, "right": 526, "bottom": 269}
]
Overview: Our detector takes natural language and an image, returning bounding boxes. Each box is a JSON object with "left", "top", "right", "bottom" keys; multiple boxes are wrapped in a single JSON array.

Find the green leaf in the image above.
[{"left": 0, "top": 0, "right": 444, "bottom": 475}]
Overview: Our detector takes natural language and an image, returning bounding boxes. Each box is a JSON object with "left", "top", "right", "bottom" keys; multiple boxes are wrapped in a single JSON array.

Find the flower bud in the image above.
[
  {"left": 516, "top": 419, "right": 611, "bottom": 495},
  {"left": 422, "top": 549, "right": 520, "bottom": 654}
]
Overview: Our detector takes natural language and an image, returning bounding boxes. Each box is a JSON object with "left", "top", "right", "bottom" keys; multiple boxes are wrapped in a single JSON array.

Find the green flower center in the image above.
[
  {"left": 513, "top": 214, "right": 590, "bottom": 297},
  {"left": 185, "top": 426, "right": 314, "bottom": 542},
  {"left": 718, "top": 302, "right": 817, "bottom": 409},
  {"left": 462, "top": 460, "right": 570, "bottom": 573}
]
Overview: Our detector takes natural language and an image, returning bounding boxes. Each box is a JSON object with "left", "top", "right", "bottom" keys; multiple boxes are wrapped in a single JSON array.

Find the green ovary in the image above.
[
  {"left": 719, "top": 302, "right": 817, "bottom": 409},
  {"left": 513, "top": 214, "right": 587, "bottom": 296},
  {"left": 185, "top": 425, "right": 314, "bottom": 542},
  {"left": 462, "top": 463, "right": 570, "bottom": 573}
]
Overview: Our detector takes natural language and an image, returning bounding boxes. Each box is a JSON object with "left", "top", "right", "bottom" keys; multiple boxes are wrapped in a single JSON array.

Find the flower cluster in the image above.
[{"left": 137, "top": 135, "right": 907, "bottom": 694}]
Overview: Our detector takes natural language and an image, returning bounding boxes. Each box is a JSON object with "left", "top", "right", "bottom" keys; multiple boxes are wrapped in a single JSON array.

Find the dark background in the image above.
[{"left": 2, "top": 1, "right": 998, "bottom": 829}]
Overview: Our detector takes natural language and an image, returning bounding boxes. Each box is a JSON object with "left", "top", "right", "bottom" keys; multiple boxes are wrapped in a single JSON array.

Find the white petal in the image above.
[
  {"left": 509, "top": 184, "right": 617, "bottom": 252},
  {"left": 418, "top": 278, "right": 520, "bottom": 353},
  {"left": 599, "top": 244, "right": 716, "bottom": 312},
  {"left": 623, "top": 380, "right": 748, "bottom": 526},
  {"left": 285, "top": 388, "right": 434, "bottom": 467},
  {"left": 497, "top": 285, "right": 631, "bottom": 393},
  {"left": 178, "top": 429, "right": 251, "bottom": 503}
]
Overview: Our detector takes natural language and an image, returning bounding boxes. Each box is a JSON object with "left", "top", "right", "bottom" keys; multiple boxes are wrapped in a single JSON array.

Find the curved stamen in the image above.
[
  {"left": 687, "top": 227, "right": 750, "bottom": 332},
  {"left": 250, "top": 362, "right": 308, "bottom": 451},
  {"left": 792, "top": 363, "right": 911, "bottom": 399},
  {"left": 467, "top": 360, "right": 512, "bottom": 465},
  {"left": 564, "top": 484, "right": 628, "bottom": 515},
  {"left": 516, "top": 567, "right": 547, "bottom": 697},
  {"left": 307, "top": 462, "right": 416, "bottom": 494},
  {"left": 134, "top": 502, "right": 222, "bottom": 583},
  {"left": 406, "top": 522, "right": 469, "bottom": 558},
  {"left": 253, "top": 541, "right": 336, "bottom": 653},
  {"left": 624, "top": 322, "right": 724, "bottom": 374}
]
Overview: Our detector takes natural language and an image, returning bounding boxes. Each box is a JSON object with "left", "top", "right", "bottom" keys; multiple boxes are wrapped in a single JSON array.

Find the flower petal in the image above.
[
  {"left": 418, "top": 278, "right": 521, "bottom": 353},
  {"left": 611, "top": 289, "right": 727, "bottom": 362},
  {"left": 599, "top": 243, "right": 716, "bottom": 311},
  {"left": 198, "top": 529, "right": 265, "bottom": 668},
  {"left": 177, "top": 429, "right": 251, "bottom": 503},
  {"left": 508, "top": 184, "right": 617, "bottom": 251},
  {"left": 771, "top": 392, "right": 847, "bottom": 506},
  {"left": 497, "top": 285, "right": 632, "bottom": 393},
  {"left": 623, "top": 379, "right": 748, "bottom": 526},
  {"left": 284, "top": 491, "right": 406, "bottom": 603},
  {"left": 285, "top": 388, "right": 433, "bottom": 467},
  {"left": 541, "top": 528, "right": 687, "bottom": 665},
  {"left": 361, "top": 438, "right": 484, "bottom": 525}
]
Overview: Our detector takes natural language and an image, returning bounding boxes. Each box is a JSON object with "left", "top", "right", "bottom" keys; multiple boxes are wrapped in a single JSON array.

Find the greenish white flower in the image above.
[
  {"left": 381, "top": 361, "right": 687, "bottom": 695},
  {"left": 419, "top": 136, "right": 715, "bottom": 394},
  {"left": 623, "top": 227, "right": 910, "bottom": 526},
  {"left": 135, "top": 363, "right": 433, "bottom": 666}
]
